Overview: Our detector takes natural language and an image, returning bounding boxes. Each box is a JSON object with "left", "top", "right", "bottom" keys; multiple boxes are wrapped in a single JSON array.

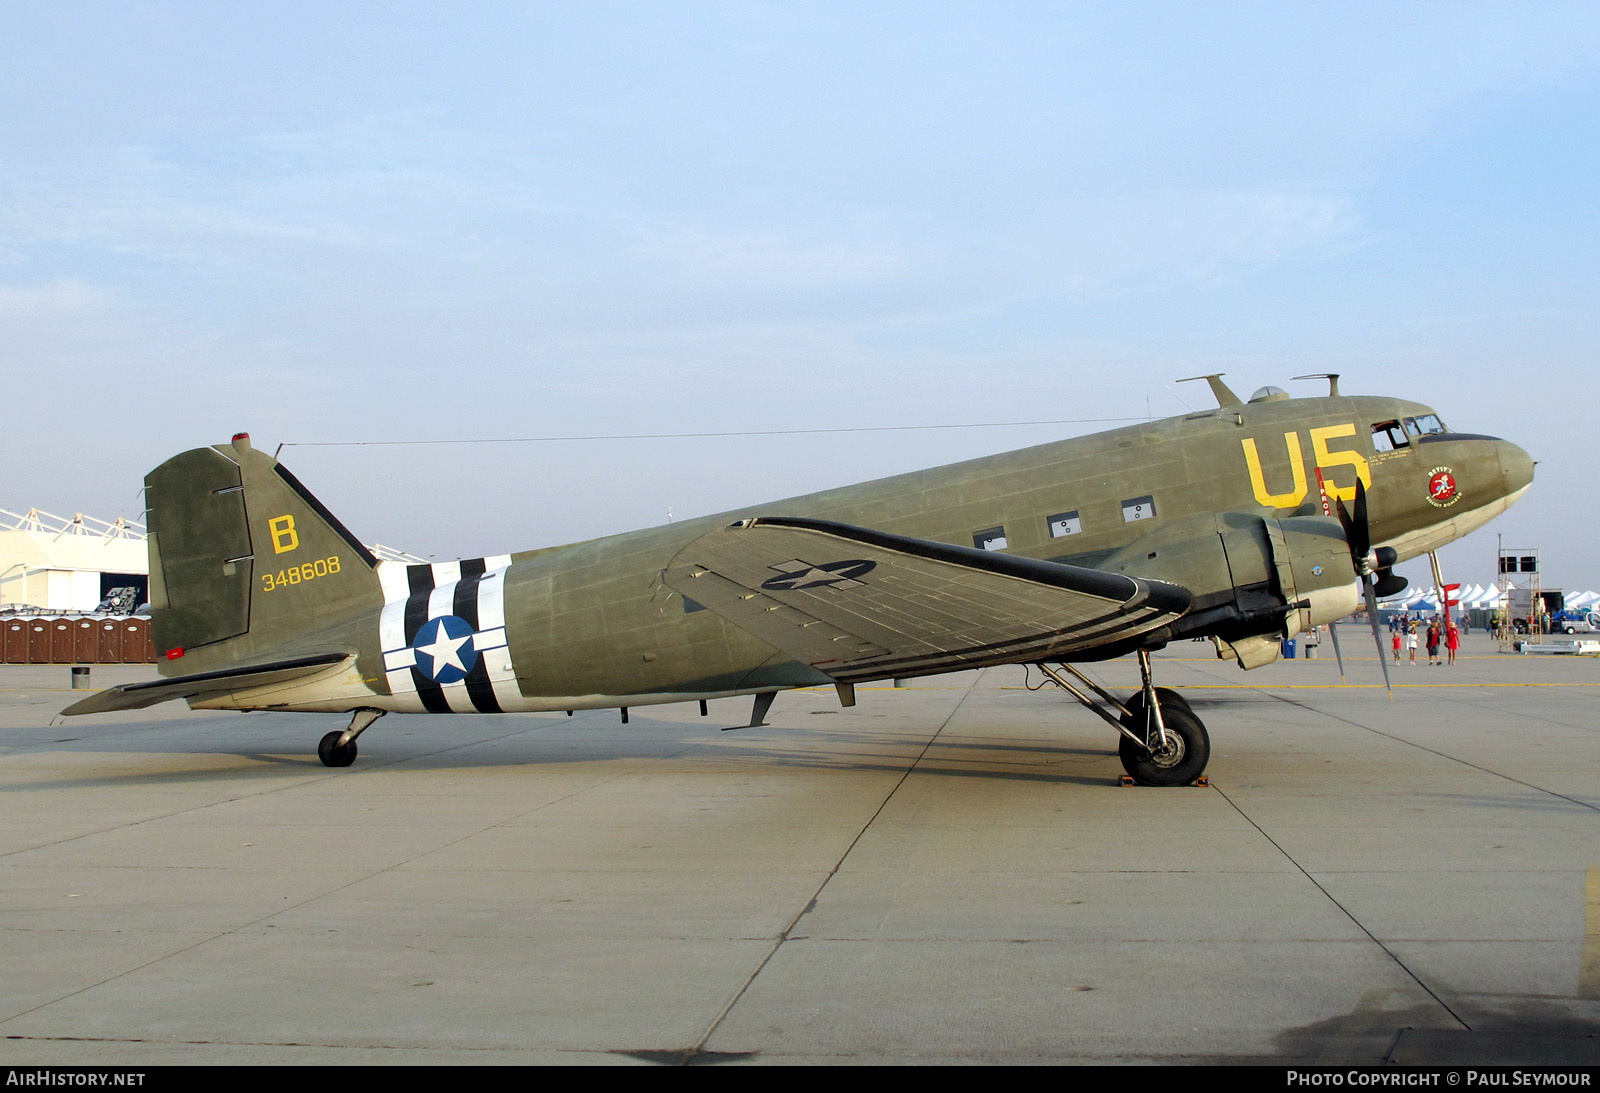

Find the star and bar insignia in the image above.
[{"left": 759, "top": 558, "right": 876, "bottom": 592}]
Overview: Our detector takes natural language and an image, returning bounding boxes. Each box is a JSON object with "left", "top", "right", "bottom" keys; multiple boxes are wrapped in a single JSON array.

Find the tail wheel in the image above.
[
  {"left": 318, "top": 730, "right": 358, "bottom": 768},
  {"left": 1118, "top": 704, "right": 1210, "bottom": 787}
]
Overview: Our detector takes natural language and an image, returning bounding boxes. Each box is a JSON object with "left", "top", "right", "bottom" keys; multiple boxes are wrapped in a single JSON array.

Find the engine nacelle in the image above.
[
  {"left": 1100, "top": 512, "right": 1361, "bottom": 667},
  {"left": 1266, "top": 515, "right": 1364, "bottom": 635}
]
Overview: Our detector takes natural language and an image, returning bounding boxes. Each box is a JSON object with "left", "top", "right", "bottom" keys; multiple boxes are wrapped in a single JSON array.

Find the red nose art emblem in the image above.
[{"left": 1427, "top": 467, "right": 1460, "bottom": 508}]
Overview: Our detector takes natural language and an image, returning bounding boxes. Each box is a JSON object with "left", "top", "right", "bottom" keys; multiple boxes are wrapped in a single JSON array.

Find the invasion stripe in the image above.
[
  {"left": 454, "top": 558, "right": 503, "bottom": 713},
  {"left": 454, "top": 558, "right": 486, "bottom": 627},
  {"left": 376, "top": 561, "right": 427, "bottom": 712},
  {"left": 377, "top": 555, "right": 519, "bottom": 714},
  {"left": 403, "top": 564, "right": 433, "bottom": 642},
  {"left": 475, "top": 560, "right": 522, "bottom": 710},
  {"left": 404, "top": 563, "right": 451, "bottom": 713}
]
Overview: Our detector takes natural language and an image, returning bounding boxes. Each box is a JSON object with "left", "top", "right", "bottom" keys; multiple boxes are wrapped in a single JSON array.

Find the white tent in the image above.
[{"left": 1380, "top": 584, "right": 1600, "bottom": 617}]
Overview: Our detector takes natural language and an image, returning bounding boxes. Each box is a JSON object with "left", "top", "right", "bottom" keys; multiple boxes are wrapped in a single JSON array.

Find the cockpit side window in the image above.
[{"left": 1371, "top": 420, "right": 1409, "bottom": 452}]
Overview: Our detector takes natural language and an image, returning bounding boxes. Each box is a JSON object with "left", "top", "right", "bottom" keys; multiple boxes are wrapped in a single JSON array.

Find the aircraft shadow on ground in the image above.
[
  {"left": 1273, "top": 992, "right": 1600, "bottom": 1066},
  {"left": 2, "top": 711, "right": 1132, "bottom": 789}
]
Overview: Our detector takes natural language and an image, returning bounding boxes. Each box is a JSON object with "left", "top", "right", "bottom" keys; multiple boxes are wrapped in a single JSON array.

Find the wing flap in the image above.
[
  {"left": 665, "top": 517, "right": 1191, "bottom": 682},
  {"left": 60, "top": 652, "right": 352, "bottom": 716}
]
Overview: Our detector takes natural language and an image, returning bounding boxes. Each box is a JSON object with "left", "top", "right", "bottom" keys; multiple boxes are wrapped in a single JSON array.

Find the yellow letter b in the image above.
[{"left": 269, "top": 515, "right": 299, "bottom": 554}]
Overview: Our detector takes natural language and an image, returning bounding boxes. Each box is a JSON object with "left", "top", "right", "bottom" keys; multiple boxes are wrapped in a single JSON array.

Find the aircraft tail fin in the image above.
[{"left": 145, "top": 434, "right": 381, "bottom": 673}]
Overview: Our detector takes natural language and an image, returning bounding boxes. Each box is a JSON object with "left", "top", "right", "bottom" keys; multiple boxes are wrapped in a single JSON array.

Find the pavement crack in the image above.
[
  {"left": 1257, "top": 689, "right": 1600, "bottom": 813},
  {"left": 682, "top": 673, "right": 984, "bottom": 1060},
  {"left": 1211, "top": 780, "right": 1472, "bottom": 1033}
]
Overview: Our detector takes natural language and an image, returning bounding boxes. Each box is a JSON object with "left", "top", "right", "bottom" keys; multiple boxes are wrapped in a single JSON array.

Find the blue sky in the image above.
[{"left": 3, "top": 2, "right": 1596, "bottom": 589}]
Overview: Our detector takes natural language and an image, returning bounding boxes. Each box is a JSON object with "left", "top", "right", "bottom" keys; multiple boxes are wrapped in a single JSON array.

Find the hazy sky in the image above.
[{"left": 4, "top": 3, "right": 1596, "bottom": 590}]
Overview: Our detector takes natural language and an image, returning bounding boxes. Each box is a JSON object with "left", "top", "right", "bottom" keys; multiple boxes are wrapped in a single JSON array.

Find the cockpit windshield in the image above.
[
  {"left": 1371, "top": 420, "right": 1408, "bottom": 452},
  {"left": 1403, "top": 414, "right": 1448, "bottom": 437}
]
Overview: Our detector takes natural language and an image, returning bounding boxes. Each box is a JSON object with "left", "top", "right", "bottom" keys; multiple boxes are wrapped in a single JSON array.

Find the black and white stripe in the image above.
[{"left": 378, "top": 555, "right": 518, "bottom": 713}]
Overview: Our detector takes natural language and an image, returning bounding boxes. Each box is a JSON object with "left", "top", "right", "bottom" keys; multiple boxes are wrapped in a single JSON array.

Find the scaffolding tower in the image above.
[{"left": 1496, "top": 538, "right": 1543, "bottom": 652}]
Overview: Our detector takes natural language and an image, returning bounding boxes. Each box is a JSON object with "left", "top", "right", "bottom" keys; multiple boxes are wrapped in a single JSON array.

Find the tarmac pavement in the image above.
[{"left": 0, "top": 626, "right": 1596, "bottom": 1064}]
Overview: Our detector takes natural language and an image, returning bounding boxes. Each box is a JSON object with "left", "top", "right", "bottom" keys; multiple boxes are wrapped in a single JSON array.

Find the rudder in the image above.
[{"left": 146, "top": 434, "right": 380, "bottom": 672}]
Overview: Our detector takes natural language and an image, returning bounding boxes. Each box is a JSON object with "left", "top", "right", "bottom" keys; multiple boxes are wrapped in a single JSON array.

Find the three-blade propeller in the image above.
[{"left": 1335, "top": 479, "right": 1394, "bottom": 698}]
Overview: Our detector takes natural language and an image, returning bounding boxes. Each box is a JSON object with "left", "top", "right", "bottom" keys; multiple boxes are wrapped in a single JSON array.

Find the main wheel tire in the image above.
[
  {"left": 1122, "top": 687, "right": 1191, "bottom": 722},
  {"left": 1118, "top": 705, "right": 1210, "bottom": 787},
  {"left": 318, "top": 730, "right": 357, "bottom": 768}
]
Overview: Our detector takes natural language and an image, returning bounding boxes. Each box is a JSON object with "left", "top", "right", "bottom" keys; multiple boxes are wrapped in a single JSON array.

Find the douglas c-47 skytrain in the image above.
[{"left": 64, "top": 375, "right": 1534, "bottom": 785}]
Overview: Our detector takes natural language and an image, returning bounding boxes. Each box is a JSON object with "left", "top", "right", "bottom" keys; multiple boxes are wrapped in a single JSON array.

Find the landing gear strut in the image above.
[
  {"left": 318, "top": 708, "right": 385, "bottom": 768},
  {"left": 1033, "top": 651, "right": 1210, "bottom": 786},
  {"left": 1117, "top": 702, "right": 1209, "bottom": 787}
]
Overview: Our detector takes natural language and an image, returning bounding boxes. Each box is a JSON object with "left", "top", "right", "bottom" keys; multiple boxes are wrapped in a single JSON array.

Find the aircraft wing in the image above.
[{"left": 664, "top": 517, "right": 1191, "bottom": 683}]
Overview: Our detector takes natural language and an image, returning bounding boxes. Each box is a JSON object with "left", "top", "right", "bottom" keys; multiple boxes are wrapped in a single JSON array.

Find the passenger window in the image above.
[
  {"left": 973, "top": 526, "right": 1008, "bottom": 551},
  {"left": 1047, "top": 510, "right": 1082, "bottom": 538},
  {"left": 1121, "top": 495, "right": 1156, "bottom": 522},
  {"left": 1371, "top": 421, "right": 1408, "bottom": 452}
]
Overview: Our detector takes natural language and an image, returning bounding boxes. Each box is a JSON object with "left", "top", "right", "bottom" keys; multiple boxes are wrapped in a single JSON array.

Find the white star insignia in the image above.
[{"left": 417, "top": 627, "right": 472, "bottom": 676}]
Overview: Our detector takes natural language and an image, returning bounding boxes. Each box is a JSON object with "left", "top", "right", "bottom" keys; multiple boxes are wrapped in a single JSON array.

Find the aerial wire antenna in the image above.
[{"left": 279, "top": 416, "right": 1146, "bottom": 449}]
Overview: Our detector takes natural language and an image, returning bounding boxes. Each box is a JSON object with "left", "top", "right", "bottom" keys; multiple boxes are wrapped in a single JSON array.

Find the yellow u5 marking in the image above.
[
  {"left": 1241, "top": 423, "right": 1371, "bottom": 509},
  {"left": 1241, "top": 432, "right": 1309, "bottom": 508},
  {"left": 269, "top": 514, "right": 299, "bottom": 554}
]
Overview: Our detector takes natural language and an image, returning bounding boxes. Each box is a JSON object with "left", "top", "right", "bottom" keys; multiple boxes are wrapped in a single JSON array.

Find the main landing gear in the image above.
[
  {"left": 318, "top": 708, "right": 385, "bottom": 767},
  {"left": 1033, "top": 651, "right": 1210, "bottom": 787}
]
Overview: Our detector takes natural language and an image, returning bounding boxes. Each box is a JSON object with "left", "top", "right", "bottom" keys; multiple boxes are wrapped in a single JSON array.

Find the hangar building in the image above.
[{"left": 0, "top": 508, "right": 148, "bottom": 615}]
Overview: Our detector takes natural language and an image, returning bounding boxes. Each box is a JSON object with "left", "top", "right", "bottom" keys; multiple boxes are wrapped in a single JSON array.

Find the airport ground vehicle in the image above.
[{"left": 1550, "top": 609, "right": 1598, "bottom": 634}]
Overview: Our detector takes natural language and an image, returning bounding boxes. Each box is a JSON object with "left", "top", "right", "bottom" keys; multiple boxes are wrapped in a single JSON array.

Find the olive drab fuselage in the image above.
[{"left": 144, "top": 391, "right": 1532, "bottom": 716}]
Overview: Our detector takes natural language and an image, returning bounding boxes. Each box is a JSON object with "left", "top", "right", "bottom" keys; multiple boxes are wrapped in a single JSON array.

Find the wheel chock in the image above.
[{"left": 1118, "top": 773, "right": 1210, "bottom": 787}]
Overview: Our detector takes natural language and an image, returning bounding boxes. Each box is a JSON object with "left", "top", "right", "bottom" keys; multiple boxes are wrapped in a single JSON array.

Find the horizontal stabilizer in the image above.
[
  {"left": 60, "top": 653, "right": 352, "bottom": 716},
  {"left": 664, "top": 517, "right": 1191, "bottom": 682}
]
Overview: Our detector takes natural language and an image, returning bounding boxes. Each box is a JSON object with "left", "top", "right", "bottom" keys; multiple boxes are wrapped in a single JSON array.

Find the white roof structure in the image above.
[
  {"left": 368, "top": 543, "right": 429, "bottom": 564},
  {"left": 0, "top": 507, "right": 146, "bottom": 540},
  {"left": 2, "top": 507, "right": 431, "bottom": 614},
  {"left": 0, "top": 508, "right": 149, "bottom": 614}
]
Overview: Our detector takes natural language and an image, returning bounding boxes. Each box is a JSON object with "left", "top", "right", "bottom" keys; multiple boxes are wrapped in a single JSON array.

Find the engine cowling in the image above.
[{"left": 1099, "top": 512, "right": 1361, "bottom": 667}]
